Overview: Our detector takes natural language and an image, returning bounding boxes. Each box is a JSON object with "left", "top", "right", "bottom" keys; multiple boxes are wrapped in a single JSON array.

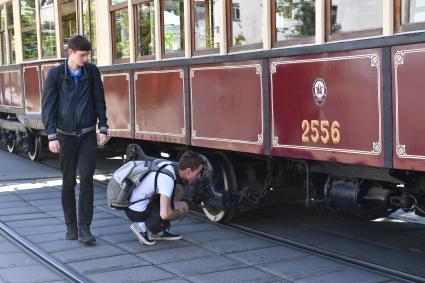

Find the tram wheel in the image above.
[
  {"left": 201, "top": 152, "right": 237, "bottom": 223},
  {"left": 6, "top": 138, "right": 16, "bottom": 153},
  {"left": 28, "top": 136, "right": 42, "bottom": 161}
]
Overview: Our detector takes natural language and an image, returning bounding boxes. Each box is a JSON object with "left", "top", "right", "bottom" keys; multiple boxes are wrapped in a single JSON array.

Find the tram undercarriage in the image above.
[
  {"left": 2, "top": 134, "right": 425, "bottom": 223},
  {"left": 181, "top": 149, "right": 425, "bottom": 223},
  {"left": 0, "top": 114, "right": 43, "bottom": 161}
]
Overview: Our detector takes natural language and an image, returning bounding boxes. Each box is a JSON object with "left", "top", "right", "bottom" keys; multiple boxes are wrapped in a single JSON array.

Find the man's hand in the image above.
[
  {"left": 179, "top": 205, "right": 189, "bottom": 216},
  {"left": 48, "top": 140, "right": 60, "bottom": 153},
  {"left": 97, "top": 133, "right": 109, "bottom": 146}
]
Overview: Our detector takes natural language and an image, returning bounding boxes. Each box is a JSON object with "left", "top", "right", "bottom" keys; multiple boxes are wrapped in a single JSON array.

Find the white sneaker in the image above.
[{"left": 130, "top": 223, "right": 156, "bottom": 246}]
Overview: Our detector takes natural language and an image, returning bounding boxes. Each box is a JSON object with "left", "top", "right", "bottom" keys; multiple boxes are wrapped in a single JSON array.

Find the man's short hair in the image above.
[
  {"left": 68, "top": 35, "right": 91, "bottom": 51},
  {"left": 178, "top": 151, "right": 204, "bottom": 171}
]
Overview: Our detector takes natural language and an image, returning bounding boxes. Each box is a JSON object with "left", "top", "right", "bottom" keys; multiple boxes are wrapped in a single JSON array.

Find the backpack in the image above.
[{"left": 107, "top": 159, "right": 175, "bottom": 210}]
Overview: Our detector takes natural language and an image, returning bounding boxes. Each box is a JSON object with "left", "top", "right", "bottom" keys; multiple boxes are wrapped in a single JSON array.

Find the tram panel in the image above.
[
  {"left": 23, "top": 64, "right": 41, "bottom": 115},
  {"left": 102, "top": 71, "right": 132, "bottom": 139},
  {"left": 0, "top": 67, "right": 23, "bottom": 113},
  {"left": 270, "top": 49, "right": 384, "bottom": 167},
  {"left": 392, "top": 43, "right": 425, "bottom": 171},
  {"left": 189, "top": 61, "right": 264, "bottom": 154},
  {"left": 134, "top": 67, "right": 187, "bottom": 145}
]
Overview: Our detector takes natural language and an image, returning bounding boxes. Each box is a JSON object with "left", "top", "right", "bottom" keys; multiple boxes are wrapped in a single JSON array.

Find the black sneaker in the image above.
[
  {"left": 150, "top": 230, "right": 182, "bottom": 241},
  {"left": 130, "top": 223, "right": 156, "bottom": 246},
  {"left": 66, "top": 226, "right": 78, "bottom": 240},
  {"left": 78, "top": 228, "right": 96, "bottom": 244}
]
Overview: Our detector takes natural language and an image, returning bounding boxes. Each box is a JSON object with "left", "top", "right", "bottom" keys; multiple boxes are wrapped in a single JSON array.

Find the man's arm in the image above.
[
  {"left": 41, "top": 68, "right": 59, "bottom": 141},
  {"left": 159, "top": 194, "right": 185, "bottom": 221},
  {"left": 91, "top": 65, "right": 108, "bottom": 134}
]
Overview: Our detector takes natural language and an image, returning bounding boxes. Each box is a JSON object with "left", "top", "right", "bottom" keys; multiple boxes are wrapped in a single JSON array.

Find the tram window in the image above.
[
  {"left": 112, "top": 7, "right": 130, "bottom": 63},
  {"left": 396, "top": 0, "right": 425, "bottom": 32},
  {"left": 61, "top": 0, "right": 77, "bottom": 56},
  {"left": 0, "top": 6, "right": 5, "bottom": 65},
  {"left": 327, "top": 0, "right": 382, "bottom": 41},
  {"left": 111, "top": 0, "right": 127, "bottom": 4},
  {"left": 227, "top": 0, "right": 263, "bottom": 51},
  {"left": 82, "top": 0, "right": 97, "bottom": 62},
  {"left": 273, "top": 0, "right": 315, "bottom": 47},
  {"left": 40, "top": 0, "right": 56, "bottom": 58},
  {"left": 135, "top": 0, "right": 155, "bottom": 60},
  {"left": 161, "top": 0, "right": 185, "bottom": 57},
  {"left": 21, "top": 0, "right": 38, "bottom": 60},
  {"left": 7, "top": 3, "right": 14, "bottom": 64},
  {"left": 192, "top": 0, "right": 220, "bottom": 55}
]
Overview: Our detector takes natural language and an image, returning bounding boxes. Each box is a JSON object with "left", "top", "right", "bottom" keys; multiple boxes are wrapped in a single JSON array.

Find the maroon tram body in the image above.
[{"left": 3, "top": 36, "right": 425, "bottom": 221}]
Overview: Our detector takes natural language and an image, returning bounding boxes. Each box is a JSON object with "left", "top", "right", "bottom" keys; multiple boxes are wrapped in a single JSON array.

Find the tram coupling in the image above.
[{"left": 323, "top": 177, "right": 425, "bottom": 219}]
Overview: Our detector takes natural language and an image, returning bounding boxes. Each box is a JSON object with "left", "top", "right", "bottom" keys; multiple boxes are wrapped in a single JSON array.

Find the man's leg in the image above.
[
  {"left": 77, "top": 132, "right": 97, "bottom": 243},
  {"left": 125, "top": 209, "right": 156, "bottom": 245},
  {"left": 149, "top": 200, "right": 187, "bottom": 241},
  {"left": 59, "top": 134, "right": 78, "bottom": 239}
]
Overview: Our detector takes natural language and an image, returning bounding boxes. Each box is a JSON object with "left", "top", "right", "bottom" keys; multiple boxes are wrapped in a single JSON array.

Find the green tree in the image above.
[{"left": 290, "top": 0, "right": 340, "bottom": 37}]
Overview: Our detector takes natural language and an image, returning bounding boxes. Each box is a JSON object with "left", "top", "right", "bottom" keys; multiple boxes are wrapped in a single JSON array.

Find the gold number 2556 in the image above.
[{"left": 301, "top": 120, "right": 340, "bottom": 144}]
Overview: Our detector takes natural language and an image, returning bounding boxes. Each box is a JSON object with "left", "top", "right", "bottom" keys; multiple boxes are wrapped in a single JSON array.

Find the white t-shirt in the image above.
[{"left": 128, "top": 162, "right": 176, "bottom": 212}]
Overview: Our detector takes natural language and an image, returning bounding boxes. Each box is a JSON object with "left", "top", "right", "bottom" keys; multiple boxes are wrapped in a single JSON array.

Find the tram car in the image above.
[{"left": 1, "top": 0, "right": 425, "bottom": 222}]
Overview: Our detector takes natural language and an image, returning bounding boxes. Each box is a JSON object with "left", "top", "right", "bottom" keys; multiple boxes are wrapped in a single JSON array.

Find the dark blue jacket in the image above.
[{"left": 41, "top": 61, "right": 108, "bottom": 140}]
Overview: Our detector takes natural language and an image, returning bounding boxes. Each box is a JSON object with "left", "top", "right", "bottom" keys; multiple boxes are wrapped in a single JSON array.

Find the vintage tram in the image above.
[{"left": 1, "top": 0, "right": 425, "bottom": 222}]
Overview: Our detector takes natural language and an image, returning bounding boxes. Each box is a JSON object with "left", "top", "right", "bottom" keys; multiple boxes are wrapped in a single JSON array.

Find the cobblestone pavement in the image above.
[
  {"left": 0, "top": 150, "right": 398, "bottom": 283},
  {"left": 0, "top": 233, "right": 71, "bottom": 283}
]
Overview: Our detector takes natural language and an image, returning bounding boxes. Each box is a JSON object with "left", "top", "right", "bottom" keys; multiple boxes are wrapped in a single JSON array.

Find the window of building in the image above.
[
  {"left": 21, "top": 0, "right": 38, "bottom": 60},
  {"left": 161, "top": 0, "right": 185, "bottom": 57},
  {"left": 326, "top": 0, "right": 382, "bottom": 41},
  {"left": 82, "top": 0, "right": 96, "bottom": 62},
  {"left": 192, "top": 0, "right": 220, "bottom": 55},
  {"left": 7, "top": 3, "right": 15, "bottom": 63},
  {"left": 0, "top": 6, "right": 6, "bottom": 65},
  {"left": 61, "top": 0, "right": 77, "bottom": 56},
  {"left": 272, "top": 0, "right": 315, "bottom": 47},
  {"left": 134, "top": 0, "right": 155, "bottom": 60},
  {"left": 226, "top": 0, "right": 262, "bottom": 51},
  {"left": 232, "top": 3, "right": 239, "bottom": 21},
  {"left": 40, "top": 0, "right": 56, "bottom": 58},
  {"left": 111, "top": 1, "right": 130, "bottom": 63},
  {"left": 395, "top": 0, "right": 425, "bottom": 32}
]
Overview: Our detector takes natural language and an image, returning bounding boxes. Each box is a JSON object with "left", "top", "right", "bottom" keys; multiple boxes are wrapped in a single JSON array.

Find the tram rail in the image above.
[
  {"left": 3, "top": 151, "right": 420, "bottom": 282},
  {"left": 188, "top": 210, "right": 425, "bottom": 283},
  {"left": 39, "top": 154, "right": 425, "bottom": 283},
  {"left": 0, "top": 155, "right": 422, "bottom": 283},
  {"left": 0, "top": 221, "right": 88, "bottom": 283}
]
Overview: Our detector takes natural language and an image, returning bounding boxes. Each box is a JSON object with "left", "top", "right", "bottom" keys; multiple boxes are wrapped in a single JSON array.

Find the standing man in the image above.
[{"left": 42, "top": 35, "right": 108, "bottom": 244}]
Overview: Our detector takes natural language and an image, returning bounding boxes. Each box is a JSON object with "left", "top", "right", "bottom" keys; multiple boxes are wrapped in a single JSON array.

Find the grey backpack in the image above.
[{"left": 107, "top": 159, "right": 175, "bottom": 210}]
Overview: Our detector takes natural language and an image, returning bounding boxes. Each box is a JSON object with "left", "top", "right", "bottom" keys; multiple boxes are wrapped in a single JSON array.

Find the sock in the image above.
[{"left": 138, "top": 222, "right": 146, "bottom": 232}]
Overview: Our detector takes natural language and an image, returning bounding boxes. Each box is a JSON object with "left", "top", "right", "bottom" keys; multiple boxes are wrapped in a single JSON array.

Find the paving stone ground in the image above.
[
  {"left": 0, "top": 150, "right": 395, "bottom": 283},
  {"left": 0, "top": 234, "right": 70, "bottom": 283}
]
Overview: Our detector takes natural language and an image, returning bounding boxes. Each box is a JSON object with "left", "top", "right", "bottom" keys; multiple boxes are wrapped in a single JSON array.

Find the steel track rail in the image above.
[
  {"left": 188, "top": 210, "right": 424, "bottom": 283},
  {"left": 36, "top": 155, "right": 423, "bottom": 282},
  {"left": 0, "top": 222, "right": 90, "bottom": 283}
]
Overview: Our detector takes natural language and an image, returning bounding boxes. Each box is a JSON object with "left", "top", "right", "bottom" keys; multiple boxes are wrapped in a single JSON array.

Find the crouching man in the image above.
[{"left": 126, "top": 151, "right": 204, "bottom": 245}]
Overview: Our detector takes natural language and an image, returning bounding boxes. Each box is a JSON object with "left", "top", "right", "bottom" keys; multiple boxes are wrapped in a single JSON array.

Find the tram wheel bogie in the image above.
[
  {"left": 6, "top": 134, "right": 16, "bottom": 153},
  {"left": 28, "top": 136, "right": 42, "bottom": 161},
  {"left": 199, "top": 152, "right": 237, "bottom": 223}
]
